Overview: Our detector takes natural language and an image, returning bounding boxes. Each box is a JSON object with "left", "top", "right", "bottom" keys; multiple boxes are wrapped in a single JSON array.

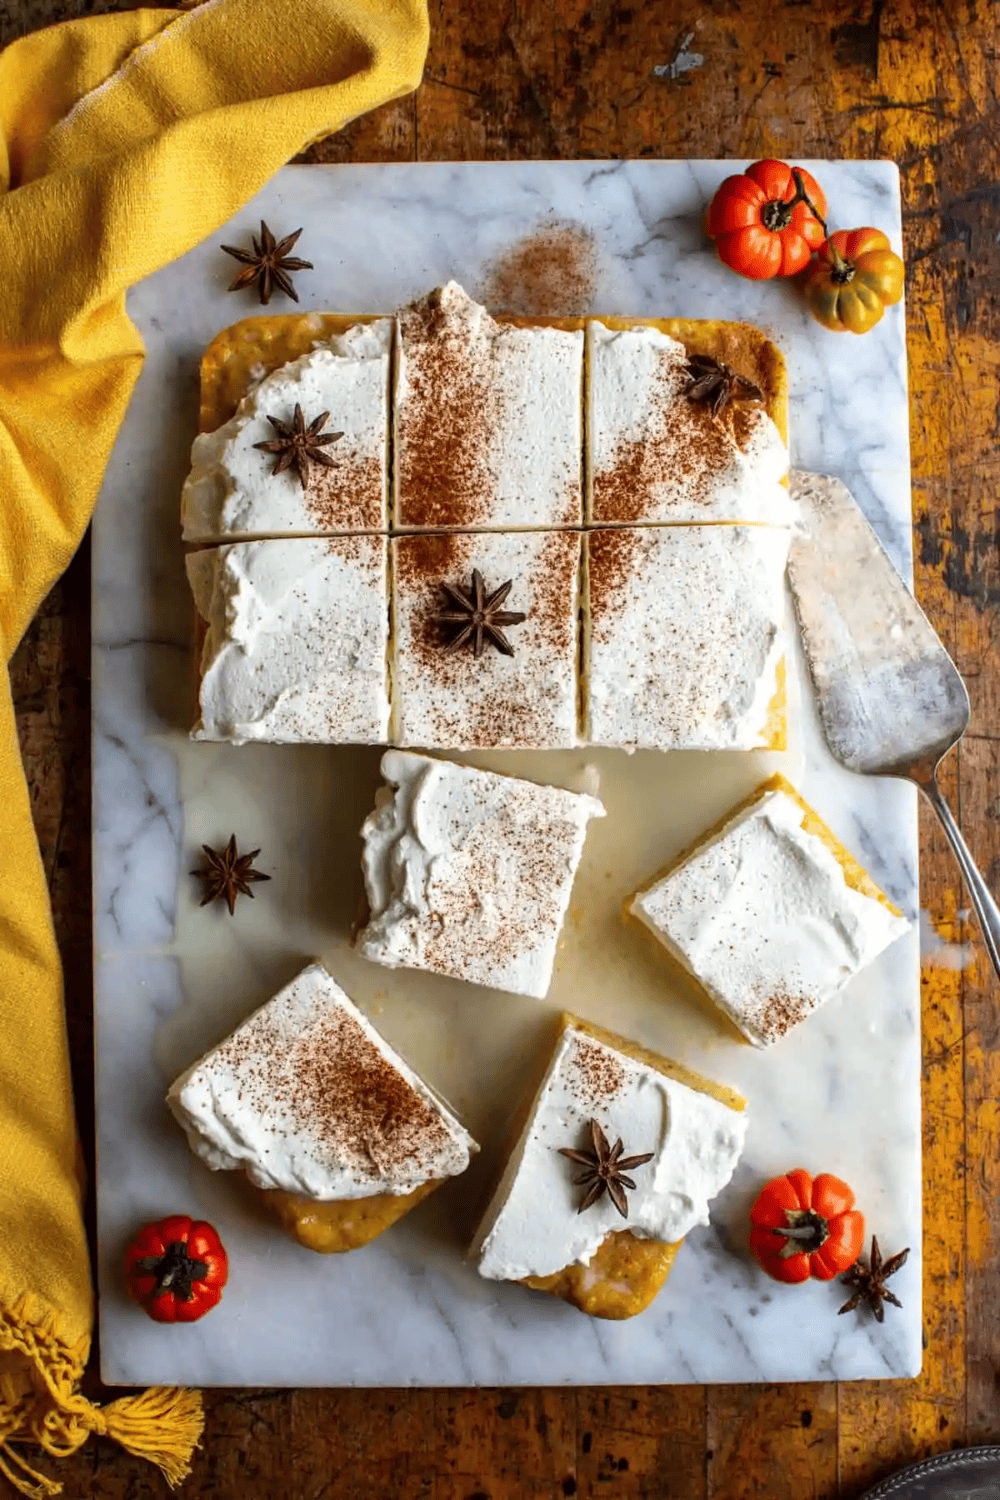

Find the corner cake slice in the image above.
[
  {"left": 167, "top": 963, "right": 477, "bottom": 1253},
  {"left": 471, "top": 1013, "right": 747, "bottom": 1319},
  {"left": 586, "top": 316, "right": 790, "bottom": 525},
  {"left": 626, "top": 773, "right": 910, "bottom": 1046},
  {"left": 583, "top": 524, "right": 789, "bottom": 751},
  {"left": 182, "top": 316, "right": 391, "bottom": 540},
  {"left": 187, "top": 535, "right": 390, "bottom": 744}
]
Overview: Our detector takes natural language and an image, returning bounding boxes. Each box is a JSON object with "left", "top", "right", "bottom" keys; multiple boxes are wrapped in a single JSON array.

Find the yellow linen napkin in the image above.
[{"left": 0, "top": 3, "right": 428, "bottom": 1492}]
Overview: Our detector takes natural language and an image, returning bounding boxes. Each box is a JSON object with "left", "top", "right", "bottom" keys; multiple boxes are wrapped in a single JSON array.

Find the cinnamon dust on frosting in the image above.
[
  {"left": 586, "top": 322, "right": 790, "bottom": 526},
  {"left": 567, "top": 1038, "right": 626, "bottom": 1109},
  {"left": 394, "top": 282, "right": 583, "bottom": 530},
  {"left": 220, "top": 1004, "right": 455, "bottom": 1178},
  {"left": 166, "top": 964, "right": 475, "bottom": 1198},
  {"left": 392, "top": 529, "right": 580, "bottom": 749}
]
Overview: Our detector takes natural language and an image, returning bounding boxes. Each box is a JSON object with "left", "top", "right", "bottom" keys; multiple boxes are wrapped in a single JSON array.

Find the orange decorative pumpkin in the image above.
[
  {"left": 706, "top": 160, "right": 828, "bottom": 279},
  {"left": 750, "top": 1169, "right": 865, "bottom": 1284}
]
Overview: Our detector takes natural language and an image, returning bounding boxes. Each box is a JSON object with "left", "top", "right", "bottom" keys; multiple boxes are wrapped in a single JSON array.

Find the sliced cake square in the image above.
[
  {"left": 357, "top": 752, "right": 604, "bottom": 999},
  {"left": 626, "top": 773, "right": 910, "bottom": 1047},
  {"left": 167, "top": 963, "right": 477, "bottom": 1253},
  {"left": 583, "top": 524, "right": 789, "bottom": 750},
  {"left": 390, "top": 529, "right": 581, "bottom": 749},
  {"left": 188, "top": 535, "right": 390, "bottom": 744},
  {"left": 586, "top": 317, "right": 791, "bottom": 525},
  {"left": 393, "top": 282, "right": 583, "bottom": 530},
  {"left": 471, "top": 1013, "right": 747, "bottom": 1319},
  {"left": 182, "top": 317, "right": 391, "bottom": 541}
]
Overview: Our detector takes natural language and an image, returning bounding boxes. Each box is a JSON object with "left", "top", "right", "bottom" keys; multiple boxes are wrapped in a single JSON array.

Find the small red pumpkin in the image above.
[
  {"left": 749, "top": 1169, "right": 865, "bottom": 1284},
  {"left": 124, "top": 1215, "right": 229, "bottom": 1323},
  {"left": 706, "top": 159, "right": 828, "bottom": 279}
]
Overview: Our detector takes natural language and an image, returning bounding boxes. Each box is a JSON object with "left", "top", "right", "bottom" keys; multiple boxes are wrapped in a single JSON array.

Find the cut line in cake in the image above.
[
  {"left": 182, "top": 282, "right": 790, "bottom": 543},
  {"left": 182, "top": 282, "right": 794, "bottom": 750}
]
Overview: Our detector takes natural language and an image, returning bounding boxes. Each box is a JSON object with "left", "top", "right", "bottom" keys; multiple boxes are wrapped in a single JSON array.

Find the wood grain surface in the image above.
[{"left": 4, "top": 0, "right": 999, "bottom": 1495}]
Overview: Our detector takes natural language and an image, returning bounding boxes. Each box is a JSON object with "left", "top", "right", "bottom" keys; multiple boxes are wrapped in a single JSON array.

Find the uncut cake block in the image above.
[
  {"left": 390, "top": 529, "right": 581, "bottom": 749},
  {"left": 188, "top": 535, "right": 390, "bottom": 744},
  {"left": 583, "top": 524, "right": 790, "bottom": 751},
  {"left": 394, "top": 282, "right": 583, "bottom": 530},
  {"left": 586, "top": 320, "right": 791, "bottom": 525},
  {"left": 358, "top": 752, "right": 605, "bottom": 999},
  {"left": 181, "top": 319, "right": 391, "bottom": 541},
  {"left": 627, "top": 774, "right": 910, "bottom": 1047},
  {"left": 167, "top": 963, "right": 477, "bottom": 1253},
  {"left": 471, "top": 1013, "right": 747, "bottom": 1320}
]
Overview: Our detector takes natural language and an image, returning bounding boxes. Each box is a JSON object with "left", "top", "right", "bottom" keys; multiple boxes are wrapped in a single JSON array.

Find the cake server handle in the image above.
[{"left": 915, "top": 766, "right": 1000, "bottom": 980}]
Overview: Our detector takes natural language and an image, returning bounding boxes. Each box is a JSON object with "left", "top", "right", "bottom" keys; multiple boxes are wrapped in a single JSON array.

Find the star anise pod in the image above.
[
  {"left": 558, "top": 1118, "right": 654, "bottom": 1220},
  {"left": 684, "top": 352, "right": 764, "bottom": 420},
  {"left": 432, "top": 569, "right": 527, "bottom": 659},
  {"left": 253, "top": 404, "right": 344, "bottom": 489},
  {"left": 192, "top": 835, "right": 271, "bottom": 916},
  {"left": 220, "top": 221, "right": 313, "bottom": 304},
  {"left": 838, "top": 1235, "right": 910, "bottom": 1323}
]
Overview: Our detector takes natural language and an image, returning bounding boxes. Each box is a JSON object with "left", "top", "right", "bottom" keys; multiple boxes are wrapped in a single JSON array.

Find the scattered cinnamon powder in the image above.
[
  {"left": 306, "top": 452, "right": 384, "bottom": 532},
  {"left": 481, "top": 223, "right": 598, "bottom": 316},
  {"left": 585, "top": 528, "right": 640, "bottom": 646},
  {"left": 590, "top": 343, "right": 743, "bottom": 525},
  {"left": 394, "top": 530, "right": 460, "bottom": 599},
  {"left": 216, "top": 1003, "right": 456, "bottom": 1179},
  {"left": 395, "top": 289, "right": 498, "bottom": 530},
  {"left": 568, "top": 1037, "right": 625, "bottom": 1109},
  {"left": 322, "top": 532, "right": 372, "bottom": 563},
  {"left": 750, "top": 989, "right": 816, "bottom": 1045}
]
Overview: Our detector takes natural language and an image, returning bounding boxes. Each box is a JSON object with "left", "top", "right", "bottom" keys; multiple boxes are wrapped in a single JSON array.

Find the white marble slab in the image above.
[{"left": 93, "top": 161, "right": 921, "bottom": 1386}]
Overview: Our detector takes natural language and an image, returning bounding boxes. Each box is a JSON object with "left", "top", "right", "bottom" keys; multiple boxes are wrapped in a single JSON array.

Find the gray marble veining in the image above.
[{"left": 94, "top": 161, "right": 921, "bottom": 1386}]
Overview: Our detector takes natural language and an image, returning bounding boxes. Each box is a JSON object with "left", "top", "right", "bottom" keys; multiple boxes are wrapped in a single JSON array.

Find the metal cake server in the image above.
[{"left": 787, "top": 470, "right": 1000, "bottom": 979}]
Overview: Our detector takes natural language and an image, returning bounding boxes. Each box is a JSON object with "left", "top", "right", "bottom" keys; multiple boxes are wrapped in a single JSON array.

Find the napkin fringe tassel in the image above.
[{"left": 0, "top": 1295, "right": 204, "bottom": 1495}]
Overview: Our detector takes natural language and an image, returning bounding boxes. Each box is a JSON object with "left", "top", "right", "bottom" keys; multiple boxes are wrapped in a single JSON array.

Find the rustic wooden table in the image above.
[{"left": 3, "top": 0, "right": 997, "bottom": 1494}]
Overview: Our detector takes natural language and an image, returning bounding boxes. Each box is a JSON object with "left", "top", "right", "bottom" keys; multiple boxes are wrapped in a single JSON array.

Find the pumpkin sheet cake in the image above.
[
  {"left": 182, "top": 316, "right": 391, "bottom": 541},
  {"left": 181, "top": 283, "right": 791, "bottom": 751},
  {"left": 390, "top": 528, "right": 581, "bottom": 749},
  {"left": 167, "top": 963, "right": 477, "bottom": 1254},
  {"left": 626, "top": 773, "right": 910, "bottom": 1047},
  {"left": 471, "top": 1013, "right": 747, "bottom": 1319}
]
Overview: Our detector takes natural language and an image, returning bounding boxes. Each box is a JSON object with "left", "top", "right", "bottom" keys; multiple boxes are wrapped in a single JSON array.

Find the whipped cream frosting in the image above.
[
  {"left": 473, "top": 1022, "right": 747, "bottom": 1281},
  {"left": 584, "top": 524, "right": 790, "bottom": 750},
  {"left": 394, "top": 282, "right": 583, "bottom": 530},
  {"left": 188, "top": 535, "right": 390, "bottom": 744},
  {"left": 630, "top": 787, "right": 911, "bottom": 1047},
  {"left": 181, "top": 319, "right": 391, "bottom": 541},
  {"left": 358, "top": 751, "right": 605, "bottom": 999},
  {"left": 167, "top": 963, "right": 477, "bottom": 1199},
  {"left": 391, "top": 529, "right": 580, "bottom": 749},
  {"left": 586, "top": 322, "right": 791, "bottom": 525}
]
